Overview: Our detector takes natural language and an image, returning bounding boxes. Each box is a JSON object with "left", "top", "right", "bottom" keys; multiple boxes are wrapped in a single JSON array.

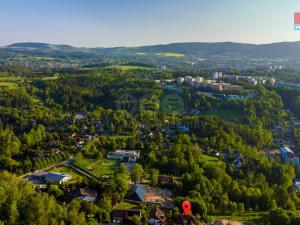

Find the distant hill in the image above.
[
  {"left": 6, "top": 42, "right": 78, "bottom": 51},
  {"left": 3, "top": 41, "right": 300, "bottom": 59},
  {"left": 135, "top": 41, "right": 300, "bottom": 58}
]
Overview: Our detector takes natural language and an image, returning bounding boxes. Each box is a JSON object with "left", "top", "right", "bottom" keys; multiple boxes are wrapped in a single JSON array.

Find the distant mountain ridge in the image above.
[
  {"left": 4, "top": 41, "right": 300, "bottom": 58},
  {"left": 6, "top": 42, "right": 78, "bottom": 51}
]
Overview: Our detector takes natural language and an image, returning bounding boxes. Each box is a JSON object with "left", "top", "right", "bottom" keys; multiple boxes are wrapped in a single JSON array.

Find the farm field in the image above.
[{"left": 156, "top": 52, "right": 185, "bottom": 57}]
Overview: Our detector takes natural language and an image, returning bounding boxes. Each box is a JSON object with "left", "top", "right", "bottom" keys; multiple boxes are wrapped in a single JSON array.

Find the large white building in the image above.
[
  {"left": 107, "top": 150, "right": 140, "bottom": 163},
  {"left": 176, "top": 77, "right": 185, "bottom": 84},
  {"left": 212, "top": 72, "right": 223, "bottom": 80},
  {"left": 32, "top": 172, "right": 72, "bottom": 184}
]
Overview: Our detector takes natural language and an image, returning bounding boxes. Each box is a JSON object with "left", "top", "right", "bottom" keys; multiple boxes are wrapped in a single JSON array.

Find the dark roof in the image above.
[
  {"left": 158, "top": 175, "right": 174, "bottom": 183},
  {"left": 77, "top": 187, "right": 97, "bottom": 197},
  {"left": 126, "top": 184, "right": 146, "bottom": 202}
]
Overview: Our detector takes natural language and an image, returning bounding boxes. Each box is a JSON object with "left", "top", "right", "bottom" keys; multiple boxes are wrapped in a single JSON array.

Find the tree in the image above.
[
  {"left": 150, "top": 169, "right": 159, "bottom": 186},
  {"left": 131, "top": 215, "right": 141, "bottom": 225},
  {"left": 268, "top": 208, "right": 290, "bottom": 225},
  {"left": 237, "top": 203, "right": 245, "bottom": 213},
  {"left": 130, "top": 164, "right": 143, "bottom": 183},
  {"left": 0, "top": 128, "right": 21, "bottom": 157},
  {"left": 48, "top": 185, "right": 64, "bottom": 198},
  {"left": 119, "top": 163, "right": 128, "bottom": 174}
]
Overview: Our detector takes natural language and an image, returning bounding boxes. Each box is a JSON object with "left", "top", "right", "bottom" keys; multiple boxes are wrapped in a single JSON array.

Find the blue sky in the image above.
[{"left": 0, "top": 0, "right": 299, "bottom": 47}]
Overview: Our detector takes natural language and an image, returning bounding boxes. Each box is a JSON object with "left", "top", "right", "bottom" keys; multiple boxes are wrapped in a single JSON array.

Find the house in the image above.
[
  {"left": 177, "top": 125, "right": 189, "bottom": 133},
  {"left": 233, "top": 152, "right": 243, "bottom": 160},
  {"left": 107, "top": 150, "right": 140, "bottom": 163},
  {"left": 233, "top": 159, "right": 242, "bottom": 168},
  {"left": 294, "top": 180, "right": 300, "bottom": 191},
  {"left": 210, "top": 150, "right": 220, "bottom": 157},
  {"left": 292, "top": 120, "right": 300, "bottom": 128},
  {"left": 148, "top": 207, "right": 166, "bottom": 225},
  {"left": 280, "top": 146, "right": 300, "bottom": 166},
  {"left": 158, "top": 175, "right": 174, "bottom": 184},
  {"left": 212, "top": 72, "right": 223, "bottom": 80},
  {"left": 111, "top": 209, "right": 141, "bottom": 224},
  {"left": 184, "top": 76, "right": 193, "bottom": 84},
  {"left": 71, "top": 187, "right": 98, "bottom": 202},
  {"left": 126, "top": 184, "right": 174, "bottom": 209},
  {"left": 176, "top": 77, "right": 185, "bottom": 84},
  {"left": 31, "top": 172, "right": 72, "bottom": 184},
  {"left": 280, "top": 146, "right": 295, "bottom": 161}
]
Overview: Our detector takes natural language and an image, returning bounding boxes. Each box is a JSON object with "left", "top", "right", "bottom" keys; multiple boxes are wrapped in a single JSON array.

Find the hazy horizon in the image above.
[
  {"left": 3, "top": 40, "right": 300, "bottom": 49},
  {"left": 1, "top": 0, "right": 300, "bottom": 47}
]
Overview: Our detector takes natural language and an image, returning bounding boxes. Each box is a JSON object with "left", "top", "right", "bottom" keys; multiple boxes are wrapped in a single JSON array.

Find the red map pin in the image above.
[{"left": 182, "top": 200, "right": 191, "bottom": 215}]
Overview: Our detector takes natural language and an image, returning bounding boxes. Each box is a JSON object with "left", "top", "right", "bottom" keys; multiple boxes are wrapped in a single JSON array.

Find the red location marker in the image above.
[{"left": 182, "top": 200, "right": 191, "bottom": 215}]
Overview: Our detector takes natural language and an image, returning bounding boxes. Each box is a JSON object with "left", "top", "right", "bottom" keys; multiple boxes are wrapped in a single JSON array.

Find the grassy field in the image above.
[
  {"left": 205, "top": 108, "right": 244, "bottom": 123},
  {"left": 87, "top": 159, "right": 118, "bottom": 177},
  {"left": 0, "top": 81, "right": 19, "bottom": 88},
  {"left": 0, "top": 76, "right": 22, "bottom": 88},
  {"left": 113, "top": 202, "right": 138, "bottom": 210},
  {"left": 74, "top": 158, "right": 118, "bottom": 177},
  {"left": 28, "top": 56, "right": 55, "bottom": 60},
  {"left": 202, "top": 154, "right": 224, "bottom": 166},
  {"left": 210, "top": 211, "right": 266, "bottom": 224},
  {"left": 107, "top": 65, "right": 153, "bottom": 71},
  {"left": 156, "top": 52, "right": 185, "bottom": 57}
]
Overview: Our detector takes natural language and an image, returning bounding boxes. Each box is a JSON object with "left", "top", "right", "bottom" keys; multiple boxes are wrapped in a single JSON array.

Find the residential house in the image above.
[
  {"left": 280, "top": 146, "right": 300, "bottom": 166},
  {"left": 107, "top": 150, "right": 140, "bottom": 163},
  {"left": 71, "top": 187, "right": 98, "bottom": 202},
  {"left": 148, "top": 207, "right": 166, "bottom": 225},
  {"left": 158, "top": 175, "right": 174, "bottom": 184},
  {"left": 126, "top": 184, "right": 174, "bottom": 209},
  {"left": 111, "top": 209, "right": 141, "bottom": 224}
]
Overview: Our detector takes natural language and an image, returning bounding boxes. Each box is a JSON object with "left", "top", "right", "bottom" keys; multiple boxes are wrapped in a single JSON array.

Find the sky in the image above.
[{"left": 0, "top": 0, "right": 300, "bottom": 47}]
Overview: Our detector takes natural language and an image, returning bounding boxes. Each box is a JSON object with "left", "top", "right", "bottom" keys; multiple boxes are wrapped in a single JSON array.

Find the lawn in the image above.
[
  {"left": 155, "top": 52, "right": 185, "bottom": 57},
  {"left": 0, "top": 81, "right": 19, "bottom": 88},
  {"left": 28, "top": 56, "right": 55, "bottom": 60},
  {"left": 113, "top": 202, "right": 138, "bottom": 210},
  {"left": 74, "top": 158, "right": 118, "bottom": 177},
  {"left": 0, "top": 76, "right": 23, "bottom": 89},
  {"left": 0, "top": 76, "right": 22, "bottom": 81},
  {"left": 202, "top": 154, "right": 224, "bottom": 166},
  {"left": 87, "top": 159, "right": 118, "bottom": 177},
  {"left": 205, "top": 108, "right": 245, "bottom": 123}
]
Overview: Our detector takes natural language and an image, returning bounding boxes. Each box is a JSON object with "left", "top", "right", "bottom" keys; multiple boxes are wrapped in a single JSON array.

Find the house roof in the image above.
[
  {"left": 33, "top": 172, "right": 71, "bottom": 184},
  {"left": 149, "top": 207, "right": 166, "bottom": 223},
  {"left": 126, "top": 184, "right": 147, "bottom": 202},
  {"left": 126, "top": 184, "right": 174, "bottom": 209},
  {"left": 78, "top": 188, "right": 97, "bottom": 197}
]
